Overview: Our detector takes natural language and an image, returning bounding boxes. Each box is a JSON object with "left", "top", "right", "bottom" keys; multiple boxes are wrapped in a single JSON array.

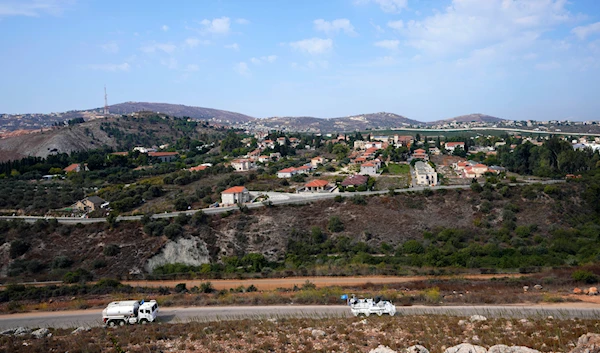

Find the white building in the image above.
[
  {"left": 231, "top": 159, "right": 254, "bottom": 171},
  {"left": 414, "top": 161, "right": 438, "bottom": 186},
  {"left": 221, "top": 186, "right": 251, "bottom": 205},
  {"left": 360, "top": 162, "right": 378, "bottom": 176},
  {"left": 444, "top": 142, "right": 465, "bottom": 152}
]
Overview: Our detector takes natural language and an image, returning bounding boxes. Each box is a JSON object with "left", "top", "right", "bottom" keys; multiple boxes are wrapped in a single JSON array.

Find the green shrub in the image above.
[
  {"left": 163, "top": 224, "right": 183, "bottom": 240},
  {"left": 52, "top": 256, "right": 73, "bottom": 269},
  {"left": 174, "top": 283, "right": 187, "bottom": 293},
  {"left": 334, "top": 195, "right": 344, "bottom": 203},
  {"left": 9, "top": 240, "right": 30, "bottom": 259},
  {"left": 103, "top": 244, "right": 120, "bottom": 257},
  {"left": 200, "top": 281, "right": 215, "bottom": 293},
  {"left": 93, "top": 259, "right": 107, "bottom": 269},
  {"left": 351, "top": 195, "right": 367, "bottom": 205},
  {"left": 327, "top": 216, "right": 344, "bottom": 233},
  {"left": 572, "top": 270, "right": 598, "bottom": 284}
]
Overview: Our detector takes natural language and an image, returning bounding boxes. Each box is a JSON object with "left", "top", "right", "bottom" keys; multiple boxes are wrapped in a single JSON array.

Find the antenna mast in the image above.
[{"left": 103, "top": 85, "right": 109, "bottom": 115}]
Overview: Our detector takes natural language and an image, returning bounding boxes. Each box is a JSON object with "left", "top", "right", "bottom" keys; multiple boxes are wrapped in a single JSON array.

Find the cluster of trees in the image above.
[
  {"left": 497, "top": 137, "right": 600, "bottom": 176},
  {"left": 0, "top": 180, "right": 82, "bottom": 213}
]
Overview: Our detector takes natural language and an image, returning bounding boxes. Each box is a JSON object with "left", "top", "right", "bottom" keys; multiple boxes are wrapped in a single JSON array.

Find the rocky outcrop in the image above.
[
  {"left": 488, "top": 345, "right": 540, "bottom": 353},
  {"left": 443, "top": 343, "right": 487, "bottom": 353},
  {"left": 470, "top": 315, "right": 487, "bottom": 322},
  {"left": 145, "top": 237, "right": 210, "bottom": 272},
  {"left": 570, "top": 333, "right": 600, "bottom": 353},
  {"left": 370, "top": 345, "right": 398, "bottom": 353}
]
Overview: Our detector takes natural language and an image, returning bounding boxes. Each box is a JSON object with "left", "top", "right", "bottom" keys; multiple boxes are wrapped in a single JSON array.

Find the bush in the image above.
[
  {"left": 163, "top": 224, "right": 183, "bottom": 240},
  {"left": 175, "top": 283, "right": 187, "bottom": 293},
  {"left": 9, "top": 240, "right": 30, "bottom": 259},
  {"left": 93, "top": 259, "right": 107, "bottom": 269},
  {"left": 103, "top": 244, "right": 120, "bottom": 257},
  {"left": 470, "top": 182, "right": 483, "bottom": 193},
  {"left": 572, "top": 270, "right": 598, "bottom": 284},
  {"left": 327, "top": 216, "right": 344, "bottom": 233},
  {"left": 351, "top": 195, "right": 367, "bottom": 205},
  {"left": 200, "top": 281, "right": 215, "bottom": 293},
  {"left": 52, "top": 256, "right": 74, "bottom": 269},
  {"left": 334, "top": 195, "right": 344, "bottom": 203},
  {"left": 402, "top": 240, "right": 424, "bottom": 254},
  {"left": 63, "top": 268, "right": 93, "bottom": 283}
]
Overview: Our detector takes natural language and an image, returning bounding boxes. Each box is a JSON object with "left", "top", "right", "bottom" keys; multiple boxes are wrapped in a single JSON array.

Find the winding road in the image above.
[{"left": 0, "top": 303, "right": 599, "bottom": 330}]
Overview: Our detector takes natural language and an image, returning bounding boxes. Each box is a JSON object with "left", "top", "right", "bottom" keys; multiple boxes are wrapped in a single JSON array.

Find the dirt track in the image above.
[{"left": 122, "top": 274, "right": 525, "bottom": 290}]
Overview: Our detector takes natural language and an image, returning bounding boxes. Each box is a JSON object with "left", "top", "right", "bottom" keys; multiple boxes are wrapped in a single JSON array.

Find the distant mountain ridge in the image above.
[
  {"left": 107, "top": 102, "right": 255, "bottom": 124},
  {"left": 429, "top": 113, "right": 504, "bottom": 125},
  {"left": 252, "top": 112, "right": 423, "bottom": 133}
]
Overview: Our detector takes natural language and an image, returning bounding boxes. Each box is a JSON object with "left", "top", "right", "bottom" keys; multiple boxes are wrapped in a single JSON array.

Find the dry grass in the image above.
[{"left": 1, "top": 315, "right": 599, "bottom": 353}]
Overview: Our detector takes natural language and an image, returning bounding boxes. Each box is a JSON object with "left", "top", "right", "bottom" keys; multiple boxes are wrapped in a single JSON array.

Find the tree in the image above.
[
  {"left": 327, "top": 216, "right": 345, "bottom": 232},
  {"left": 220, "top": 131, "right": 242, "bottom": 153}
]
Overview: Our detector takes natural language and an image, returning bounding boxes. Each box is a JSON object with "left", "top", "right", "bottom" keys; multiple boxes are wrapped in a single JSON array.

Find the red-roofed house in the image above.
[
  {"left": 189, "top": 165, "right": 208, "bottom": 172},
  {"left": 221, "top": 186, "right": 251, "bottom": 205},
  {"left": 231, "top": 158, "right": 254, "bottom": 171},
  {"left": 258, "top": 155, "right": 271, "bottom": 163},
  {"left": 305, "top": 179, "right": 330, "bottom": 192},
  {"left": 64, "top": 163, "right": 87, "bottom": 173},
  {"left": 464, "top": 164, "right": 490, "bottom": 178},
  {"left": 295, "top": 165, "right": 313, "bottom": 173},
  {"left": 341, "top": 174, "right": 369, "bottom": 187},
  {"left": 360, "top": 162, "right": 378, "bottom": 176},
  {"left": 444, "top": 142, "right": 465, "bottom": 152},
  {"left": 277, "top": 167, "right": 297, "bottom": 178},
  {"left": 148, "top": 151, "right": 179, "bottom": 163},
  {"left": 412, "top": 148, "right": 428, "bottom": 161},
  {"left": 311, "top": 156, "right": 324, "bottom": 168},
  {"left": 277, "top": 137, "right": 287, "bottom": 146},
  {"left": 354, "top": 157, "right": 367, "bottom": 164}
]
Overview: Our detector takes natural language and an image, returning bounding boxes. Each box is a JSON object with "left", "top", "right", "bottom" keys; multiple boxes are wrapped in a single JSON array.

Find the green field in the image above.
[{"left": 386, "top": 163, "right": 410, "bottom": 174}]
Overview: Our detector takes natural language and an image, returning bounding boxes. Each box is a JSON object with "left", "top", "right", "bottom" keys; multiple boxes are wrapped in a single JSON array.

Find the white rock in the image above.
[
  {"left": 31, "top": 328, "right": 50, "bottom": 339},
  {"left": 470, "top": 315, "right": 487, "bottom": 322},
  {"left": 14, "top": 327, "right": 32, "bottom": 336},
  {"left": 1, "top": 328, "right": 15, "bottom": 335},
  {"left": 71, "top": 327, "right": 86, "bottom": 335},
  {"left": 534, "top": 285, "right": 543, "bottom": 290},
  {"left": 443, "top": 343, "right": 487, "bottom": 353},
  {"left": 370, "top": 345, "right": 398, "bottom": 353},
  {"left": 405, "top": 345, "right": 429, "bottom": 353},
  {"left": 311, "top": 329, "right": 326, "bottom": 337},
  {"left": 458, "top": 320, "right": 467, "bottom": 326},
  {"left": 488, "top": 345, "right": 541, "bottom": 353}
]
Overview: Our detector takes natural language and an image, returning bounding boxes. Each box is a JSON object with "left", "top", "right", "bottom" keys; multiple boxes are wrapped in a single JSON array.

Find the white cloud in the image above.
[
  {"left": 291, "top": 60, "right": 329, "bottom": 70},
  {"left": 140, "top": 42, "right": 176, "bottom": 54},
  {"left": 400, "top": 0, "right": 572, "bottom": 56},
  {"left": 234, "top": 62, "right": 250, "bottom": 76},
  {"left": 236, "top": 18, "right": 250, "bottom": 25},
  {"left": 184, "top": 37, "right": 209, "bottom": 48},
  {"left": 314, "top": 18, "right": 356, "bottom": 36},
  {"left": 387, "top": 20, "right": 403, "bottom": 30},
  {"left": 200, "top": 17, "right": 231, "bottom": 34},
  {"left": 374, "top": 39, "right": 400, "bottom": 50},
  {"left": 100, "top": 41, "right": 119, "bottom": 53},
  {"left": 535, "top": 61, "right": 561, "bottom": 70},
  {"left": 224, "top": 43, "right": 239, "bottom": 50},
  {"left": 160, "top": 57, "right": 178, "bottom": 70},
  {"left": 161, "top": 25, "right": 169, "bottom": 31},
  {"left": 185, "top": 64, "right": 199, "bottom": 72},
  {"left": 0, "top": 0, "right": 74, "bottom": 17},
  {"left": 250, "top": 55, "right": 278, "bottom": 65},
  {"left": 370, "top": 21, "right": 385, "bottom": 34},
  {"left": 357, "top": 0, "right": 408, "bottom": 13},
  {"left": 290, "top": 38, "right": 333, "bottom": 55},
  {"left": 572, "top": 22, "right": 600, "bottom": 40},
  {"left": 88, "top": 63, "right": 130, "bottom": 72}
]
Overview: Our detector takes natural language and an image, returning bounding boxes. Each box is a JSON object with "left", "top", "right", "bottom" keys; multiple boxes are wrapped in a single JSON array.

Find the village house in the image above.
[
  {"left": 444, "top": 142, "right": 465, "bottom": 152},
  {"left": 148, "top": 151, "right": 179, "bottom": 163},
  {"left": 231, "top": 158, "right": 255, "bottom": 172},
  {"left": 414, "top": 161, "right": 438, "bottom": 186},
  {"left": 353, "top": 156, "right": 367, "bottom": 164},
  {"left": 412, "top": 148, "right": 428, "bottom": 161},
  {"left": 221, "top": 186, "right": 251, "bottom": 205},
  {"left": 341, "top": 174, "right": 369, "bottom": 187},
  {"left": 261, "top": 140, "right": 275, "bottom": 149},
  {"left": 277, "top": 167, "right": 297, "bottom": 178},
  {"left": 289, "top": 137, "right": 299, "bottom": 147},
  {"left": 360, "top": 162, "right": 378, "bottom": 176},
  {"left": 63, "top": 163, "right": 88, "bottom": 173},
  {"left": 394, "top": 135, "right": 413, "bottom": 147},
  {"left": 304, "top": 179, "right": 330, "bottom": 192},
  {"left": 463, "top": 163, "right": 490, "bottom": 178},
  {"left": 276, "top": 137, "right": 287, "bottom": 146},
  {"left": 189, "top": 165, "right": 209, "bottom": 172},
  {"left": 75, "top": 196, "right": 106, "bottom": 213},
  {"left": 429, "top": 147, "right": 441, "bottom": 155},
  {"left": 311, "top": 156, "right": 324, "bottom": 168},
  {"left": 258, "top": 155, "right": 271, "bottom": 163},
  {"left": 270, "top": 152, "right": 281, "bottom": 160}
]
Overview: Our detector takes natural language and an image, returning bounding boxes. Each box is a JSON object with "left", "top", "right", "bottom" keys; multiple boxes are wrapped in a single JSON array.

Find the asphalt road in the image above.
[
  {"left": 0, "top": 180, "right": 564, "bottom": 224},
  {"left": 1, "top": 303, "right": 599, "bottom": 330}
]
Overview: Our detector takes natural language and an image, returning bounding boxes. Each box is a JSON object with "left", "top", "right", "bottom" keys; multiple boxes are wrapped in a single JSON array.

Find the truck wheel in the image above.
[
  {"left": 365, "top": 312, "right": 370, "bottom": 317},
  {"left": 108, "top": 320, "right": 116, "bottom": 328},
  {"left": 140, "top": 319, "right": 148, "bottom": 325},
  {"left": 377, "top": 312, "right": 383, "bottom": 316},
  {"left": 119, "top": 320, "right": 125, "bottom": 327},
  {"left": 389, "top": 312, "right": 395, "bottom": 316}
]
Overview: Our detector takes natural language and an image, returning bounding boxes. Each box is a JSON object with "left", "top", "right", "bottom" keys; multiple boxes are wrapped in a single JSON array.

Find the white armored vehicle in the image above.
[
  {"left": 102, "top": 300, "right": 159, "bottom": 327},
  {"left": 347, "top": 295, "right": 396, "bottom": 317}
]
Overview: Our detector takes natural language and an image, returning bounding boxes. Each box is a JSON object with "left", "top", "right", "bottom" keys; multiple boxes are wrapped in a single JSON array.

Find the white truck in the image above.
[
  {"left": 348, "top": 296, "right": 396, "bottom": 317},
  {"left": 102, "top": 300, "right": 159, "bottom": 327}
]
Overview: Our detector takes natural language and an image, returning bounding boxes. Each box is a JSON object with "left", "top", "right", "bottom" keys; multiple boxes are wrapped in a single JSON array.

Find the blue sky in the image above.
[{"left": 1, "top": 0, "right": 600, "bottom": 122}]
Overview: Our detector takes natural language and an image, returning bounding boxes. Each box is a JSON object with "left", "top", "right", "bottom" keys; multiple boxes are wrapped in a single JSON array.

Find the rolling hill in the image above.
[
  {"left": 428, "top": 113, "right": 505, "bottom": 126},
  {"left": 107, "top": 102, "right": 255, "bottom": 124}
]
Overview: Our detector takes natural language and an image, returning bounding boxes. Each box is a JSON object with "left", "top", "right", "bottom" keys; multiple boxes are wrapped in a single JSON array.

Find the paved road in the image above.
[
  {"left": 0, "top": 303, "right": 598, "bottom": 330},
  {"left": 0, "top": 180, "right": 564, "bottom": 224}
]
